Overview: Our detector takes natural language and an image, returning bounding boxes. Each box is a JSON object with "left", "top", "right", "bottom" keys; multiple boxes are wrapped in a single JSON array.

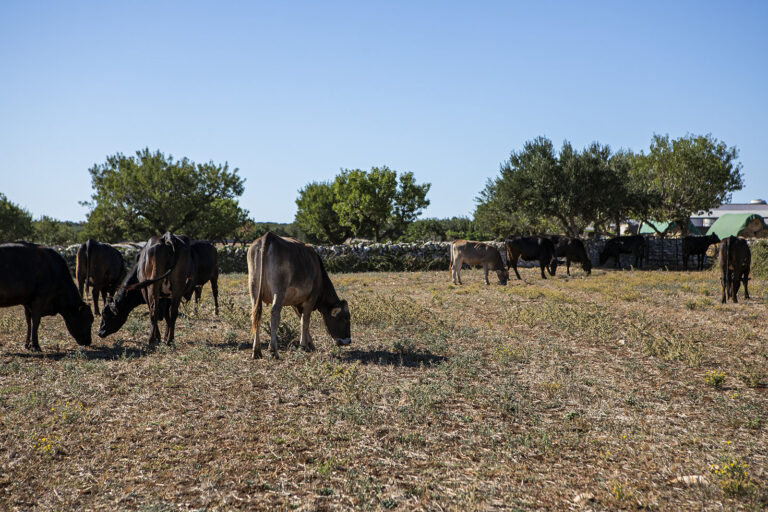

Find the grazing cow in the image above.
[
  {"left": 682, "top": 234, "right": 720, "bottom": 271},
  {"left": 718, "top": 236, "right": 751, "bottom": 303},
  {"left": 599, "top": 235, "right": 645, "bottom": 268},
  {"left": 183, "top": 240, "right": 219, "bottom": 315},
  {"left": 76, "top": 239, "right": 125, "bottom": 316},
  {"left": 248, "top": 232, "right": 351, "bottom": 359},
  {"left": 504, "top": 237, "right": 557, "bottom": 280},
  {"left": 450, "top": 240, "right": 509, "bottom": 285},
  {"left": 552, "top": 236, "right": 592, "bottom": 276},
  {"left": 98, "top": 263, "right": 147, "bottom": 338},
  {"left": 0, "top": 242, "right": 93, "bottom": 350},
  {"left": 127, "top": 233, "right": 194, "bottom": 345}
]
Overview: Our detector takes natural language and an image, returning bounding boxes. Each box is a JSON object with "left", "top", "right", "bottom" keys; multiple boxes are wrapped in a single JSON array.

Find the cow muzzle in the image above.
[{"left": 334, "top": 338, "right": 352, "bottom": 346}]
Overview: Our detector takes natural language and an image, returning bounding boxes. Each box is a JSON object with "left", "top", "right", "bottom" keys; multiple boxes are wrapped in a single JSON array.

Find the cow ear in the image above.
[{"left": 331, "top": 307, "right": 342, "bottom": 317}]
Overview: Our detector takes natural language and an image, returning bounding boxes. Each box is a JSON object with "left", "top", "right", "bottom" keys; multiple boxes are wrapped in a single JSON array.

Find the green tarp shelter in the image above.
[
  {"left": 639, "top": 219, "right": 702, "bottom": 236},
  {"left": 706, "top": 213, "right": 768, "bottom": 239}
]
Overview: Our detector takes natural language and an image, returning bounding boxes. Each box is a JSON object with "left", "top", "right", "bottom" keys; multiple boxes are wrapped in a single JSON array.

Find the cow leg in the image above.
[
  {"left": 511, "top": 261, "right": 521, "bottom": 280},
  {"left": 720, "top": 275, "right": 727, "bottom": 304},
  {"left": 743, "top": 273, "right": 750, "bottom": 300},
  {"left": 91, "top": 287, "right": 100, "bottom": 316},
  {"left": 194, "top": 286, "right": 202, "bottom": 313},
  {"left": 24, "top": 308, "right": 32, "bottom": 349},
  {"left": 297, "top": 302, "right": 316, "bottom": 351},
  {"left": 147, "top": 299, "right": 161, "bottom": 345},
  {"left": 269, "top": 295, "right": 284, "bottom": 358},
  {"left": 210, "top": 277, "right": 219, "bottom": 316},
  {"left": 566, "top": 257, "right": 571, "bottom": 276},
  {"left": 252, "top": 299, "right": 263, "bottom": 359},
  {"left": 539, "top": 261, "right": 547, "bottom": 279},
  {"left": 483, "top": 263, "right": 490, "bottom": 285},
  {"left": 164, "top": 299, "right": 180, "bottom": 346},
  {"left": 451, "top": 256, "right": 462, "bottom": 284},
  {"left": 29, "top": 313, "right": 42, "bottom": 352}
]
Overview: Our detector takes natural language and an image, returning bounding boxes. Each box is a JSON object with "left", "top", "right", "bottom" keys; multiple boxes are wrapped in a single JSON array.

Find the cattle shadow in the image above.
[
  {"left": 6, "top": 343, "right": 146, "bottom": 361},
  {"left": 336, "top": 348, "right": 447, "bottom": 368},
  {"left": 205, "top": 339, "right": 253, "bottom": 351}
]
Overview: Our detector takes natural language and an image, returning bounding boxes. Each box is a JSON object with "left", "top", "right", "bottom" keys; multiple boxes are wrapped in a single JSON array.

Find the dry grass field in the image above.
[{"left": 1, "top": 266, "right": 767, "bottom": 511}]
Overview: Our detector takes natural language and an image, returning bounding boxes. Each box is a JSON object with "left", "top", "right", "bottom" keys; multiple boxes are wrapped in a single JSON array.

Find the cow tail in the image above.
[
  {"left": 250, "top": 236, "right": 267, "bottom": 336},
  {"left": 81, "top": 239, "right": 94, "bottom": 299}
]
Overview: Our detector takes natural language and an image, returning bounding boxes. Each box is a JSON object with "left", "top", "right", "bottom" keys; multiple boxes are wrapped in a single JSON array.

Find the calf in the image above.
[
  {"left": 248, "top": 232, "right": 351, "bottom": 359},
  {"left": 599, "top": 235, "right": 645, "bottom": 268},
  {"left": 450, "top": 240, "right": 508, "bottom": 285},
  {"left": 76, "top": 239, "right": 125, "bottom": 316},
  {"left": 0, "top": 242, "right": 93, "bottom": 350},
  {"left": 504, "top": 237, "right": 557, "bottom": 279},
  {"left": 718, "top": 236, "right": 751, "bottom": 303},
  {"left": 552, "top": 236, "right": 592, "bottom": 276},
  {"left": 682, "top": 234, "right": 720, "bottom": 270}
]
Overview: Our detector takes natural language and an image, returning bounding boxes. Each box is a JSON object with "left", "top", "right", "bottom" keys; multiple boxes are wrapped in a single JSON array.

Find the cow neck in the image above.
[{"left": 317, "top": 263, "right": 340, "bottom": 310}]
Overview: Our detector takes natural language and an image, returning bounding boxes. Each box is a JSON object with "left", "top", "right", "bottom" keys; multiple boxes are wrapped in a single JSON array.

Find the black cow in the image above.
[
  {"left": 98, "top": 263, "right": 147, "bottom": 338},
  {"left": 599, "top": 235, "right": 645, "bottom": 268},
  {"left": 551, "top": 236, "right": 592, "bottom": 276},
  {"left": 682, "top": 234, "right": 720, "bottom": 271},
  {"left": 718, "top": 236, "right": 751, "bottom": 304},
  {"left": 504, "top": 237, "right": 558, "bottom": 280},
  {"left": 76, "top": 239, "right": 125, "bottom": 316},
  {"left": 183, "top": 240, "right": 219, "bottom": 315},
  {"left": 0, "top": 242, "right": 93, "bottom": 350}
]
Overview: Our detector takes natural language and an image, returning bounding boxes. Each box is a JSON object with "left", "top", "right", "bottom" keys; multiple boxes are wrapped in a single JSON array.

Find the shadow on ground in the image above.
[
  {"left": 5, "top": 342, "right": 146, "bottom": 361},
  {"left": 337, "top": 349, "right": 447, "bottom": 367}
]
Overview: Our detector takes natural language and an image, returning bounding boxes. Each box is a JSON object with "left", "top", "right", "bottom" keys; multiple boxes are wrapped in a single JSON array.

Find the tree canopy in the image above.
[
  {"left": 475, "top": 137, "right": 639, "bottom": 237},
  {"left": 83, "top": 149, "right": 248, "bottom": 242},
  {"left": 0, "top": 193, "right": 34, "bottom": 242},
  {"left": 294, "top": 166, "right": 431, "bottom": 243},
  {"left": 630, "top": 134, "right": 743, "bottom": 235}
]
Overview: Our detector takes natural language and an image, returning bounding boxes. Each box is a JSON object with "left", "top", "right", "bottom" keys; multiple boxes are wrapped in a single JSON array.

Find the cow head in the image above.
[
  {"left": 321, "top": 300, "right": 351, "bottom": 346},
  {"left": 98, "top": 286, "right": 144, "bottom": 338},
  {"left": 63, "top": 302, "right": 94, "bottom": 346},
  {"left": 496, "top": 268, "right": 509, "bottom": 285},
  {"left": 582, "top": 259, "right": 593, "bottom": 275}
]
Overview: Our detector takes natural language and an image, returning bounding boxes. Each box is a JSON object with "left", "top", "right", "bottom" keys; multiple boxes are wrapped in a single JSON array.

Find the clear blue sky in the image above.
[{"left": 1, "top": 1, "right": 766, "bottom": 223}]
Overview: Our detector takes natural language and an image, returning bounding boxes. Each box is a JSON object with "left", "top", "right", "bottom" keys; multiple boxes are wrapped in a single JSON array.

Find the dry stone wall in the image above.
[{"left": 54, "top": 237, "right": 768, "bottom": 275}]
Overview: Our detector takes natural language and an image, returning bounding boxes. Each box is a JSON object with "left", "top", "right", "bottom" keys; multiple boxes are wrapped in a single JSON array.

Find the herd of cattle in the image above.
[
  {"left": 0, "top": 231, "right": 753, "bottom": 357},
  {"left": 449, "top": 233, "right": 751, "bottom": 305}
]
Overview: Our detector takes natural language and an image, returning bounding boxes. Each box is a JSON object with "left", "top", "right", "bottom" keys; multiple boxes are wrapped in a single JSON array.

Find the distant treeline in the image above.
[{"left": 0, "top": 132, "right": 744, "bottom": 246}]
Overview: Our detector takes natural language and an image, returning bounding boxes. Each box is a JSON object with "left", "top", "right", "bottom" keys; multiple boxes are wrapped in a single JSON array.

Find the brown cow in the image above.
[
  {"left": 450, "top": 240, "right": 508, "bottom": 285},
  {"left": 129, "top": 233, "right": 194, "bottom": 345},
  {"left": 718, "top": 236, "right": 751, "bottom": 303},
  {"left": 76, "top": 239, "right": 125, "bottom": 316},
  {"left": 248, "top": 232, "right": 351, "bottom": 359}
]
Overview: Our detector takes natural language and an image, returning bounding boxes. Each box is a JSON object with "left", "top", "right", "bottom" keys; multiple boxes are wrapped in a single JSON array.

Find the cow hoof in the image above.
[{"left": 252, "top": 351, "right": 262, "bottom": 359}]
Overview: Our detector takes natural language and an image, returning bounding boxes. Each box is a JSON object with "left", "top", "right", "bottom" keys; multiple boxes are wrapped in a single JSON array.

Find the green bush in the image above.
[{"left": 749, "top": 240, "right": 768, "bottom": 279}]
